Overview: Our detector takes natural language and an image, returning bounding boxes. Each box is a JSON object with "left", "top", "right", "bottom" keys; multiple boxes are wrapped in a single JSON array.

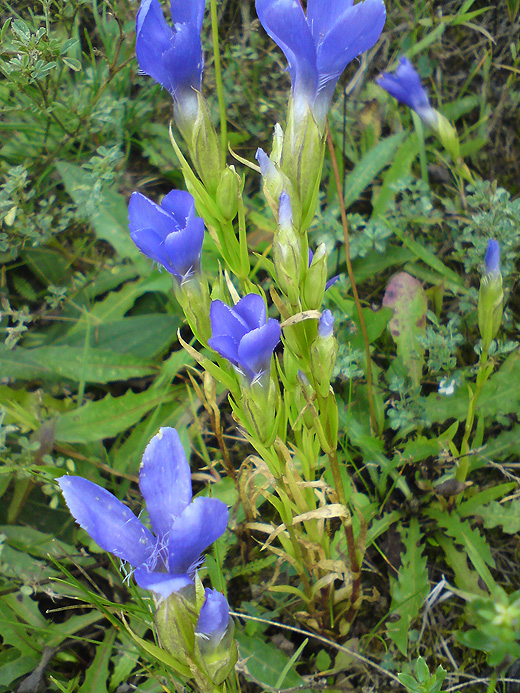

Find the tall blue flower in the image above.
[
  {"left": 129, "top": 190, "right": 204, "bottom": 283},
  {"left": 376, "top": 57, "right": 437, "bottom": 127},
  {"left": 136, "top": 0, "right": 205, "bottom": 123},
  {"left": 209, "top": 295, "right": 281, "bottom": 384},
  {"left": 58, "top": 427, "right": 228, "bottom": 600},
  {"left": 255, "top": 0, "right": 386, "bottom": 126}
]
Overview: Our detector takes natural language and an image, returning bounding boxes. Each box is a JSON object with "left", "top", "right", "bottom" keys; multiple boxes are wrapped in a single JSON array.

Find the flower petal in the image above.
[
  {"left": 233, "top": 294, "right": 266, "bottom": 331},
  {"left": 209, "top": 300, "right": 249, "bottom": 340},
  {"left": 58, "top": 476, "right": 154, "bottom": 567},
  {"left": 139, "top": 427, "right": 193, "bottom": 538},
  {"left": 197, "top": 588, "right": 229, "bottom": 639},
  {"left": 134, "top": 566, "right": 193, "bottom": 598},
  {"left": 313, "top": 0, "right": 386, "bottom": 123},
  {"left": 307, "top": 0, "right": 354, "bottom": 43},
  {"left": 160, "top": 190, "right": 196, "bottom": 227},
  {"left": 255, "top": 0, "right": 318, "bottom": 110},
  {"left": 129, "top": 192, "right": 179, "bottom": 239},
  {"left": 136, "top": 0, "right": 177, "bottom": 93},
  {"left": 130, "top": 228, "right": 174, "bottom": 271},
  {"left": 170, "top": 0, "right": 205, "bottom": 32},
  {"left": 164, "top": 216, "right": 204, "bottom": 277},
  {"left": 168, "top": 497, "right": 228, "bottom": 574},
  {"left": 237, "top": 319, "right": 281, "bottom": 381},
  {"left": 207, "top": 335, "right": 241, "bottom": 368}
]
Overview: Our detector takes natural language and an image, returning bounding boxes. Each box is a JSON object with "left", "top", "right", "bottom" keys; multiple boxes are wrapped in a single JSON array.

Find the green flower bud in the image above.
[
  {"left": 478, "top": 240, "right": 503, "bottom": 351},
  {"left": 273, "top": 192, "right": 304, "bottom": 305},
  {"left": 174, "top": 273, "right": 211, "bottom": 344},
  {"left": 433, "top": 111, "right": 460, "bottom": 162},
  {"left": 281, "top": 102, "right": 325, "bottom": 231},
  {"left": 310, "top": 310, "right": 338, "bottom": 397},
  {"left": 183, "top": 93, "right": 223, "bottom": 194},
  {"left": 303, "top": 243, "right": 328, "bottom": 309},
  {"left": 241, "top": 378, "right": 278, "bottom": 445},
  {"left": 216, "top": 166, "right": 240, "bottom": 221}
]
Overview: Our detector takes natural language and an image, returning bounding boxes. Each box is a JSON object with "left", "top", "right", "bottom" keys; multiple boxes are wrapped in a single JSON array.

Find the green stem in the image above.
[
  {"left": 325, "top": 124, "right": 379, "bottom": 435},
  {"left": 456, "top": 347, "right": 490, "bottom": 484},
  {"left": 210, "top": 0, "right": 227, "bottom": 168}
]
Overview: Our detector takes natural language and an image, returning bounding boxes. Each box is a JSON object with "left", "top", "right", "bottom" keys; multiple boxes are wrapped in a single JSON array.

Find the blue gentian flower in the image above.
[
  {"left": 376, "top": 57, "right": 437, "bottom": 126},
  {"left": 58, "top": 427, "right": 228, "bottom": 600},
  {"left": 136, "top": 0, "right": 205, "bottom": 122},
  {"left": 128, "top": 190, "right": 204, "bottom": 282},
  {"left": 208, "top": 294, "right": 281, "bottom": 383},
  {"left": 485, "top": 239, "right": 500, "bottom": 276},
  {"left": 255, "top": 0, "right": 386, "bottom": 126},
  {"left": 318, "top": 309, "right": 335, "bottom": 338}
]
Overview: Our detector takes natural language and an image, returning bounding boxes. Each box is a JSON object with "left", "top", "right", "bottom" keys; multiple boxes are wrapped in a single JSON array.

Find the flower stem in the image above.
[
  {"left": 456, "top": 346, "right": 491, "bottom": 485},
  {"left": 325, "top": 123, "right": 379, "bottom": 436},
  {"left": 210, "top": 0, "right": 227, "bottom": 168}
]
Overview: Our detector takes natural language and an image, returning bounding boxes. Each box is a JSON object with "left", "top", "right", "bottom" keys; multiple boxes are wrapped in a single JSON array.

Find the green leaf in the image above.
[
  {"left": 55, "top": 387, "right": 176, "bottom": 443},
  {"left": 54, "top": 314, "right": 180, "bottom": 359},
  {"left": 386, "top": 518, "right": 430, "bottom": 655},
  {"left": 0, "top": 344, "right": 155, "bottom": 383},
  {"left": 343, "top": 132, "right": 405, "bottom": 210},
  {"left": 478, "top": 500, "right": 520, "bottom": 534},
  {"left": 78, "top": 628, "right": 116, "bottom": 693},
  {"left": 427, "top": 509, "right": 497, "bottom": 593},
  {"left": 55, "top": 161, "right": 147, "bottom": 269},
  {"left": 424, "top": 352, "right": 520, "bottom": 424},
  {"left": 236, "top": 632, "right": 307, "bottom": 690},
  {"left": 383, "top": 272, "right": 427, "bottom": 389}
]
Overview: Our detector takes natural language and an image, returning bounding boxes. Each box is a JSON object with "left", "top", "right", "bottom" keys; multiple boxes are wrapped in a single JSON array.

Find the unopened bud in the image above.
[
  {"left": 310, "top": 310, "right": 337, "bottom": 397},
  {"left": 281, "top": 102, "right": 325, "bottom": 231},
  {"left": 273, "top": 192, "right": 304, "bottom": 304},
  {"left": 303, "top": 243, "right": 328, "bottom": 309},
  {"left": 189, "top": 93, "right": 223, "bottom": 194},
  {"left": 478, "top": 239, "right": 503, "bottom": 351},
  {"left": 216, "top": 166, "right": 239, "bottom": 221}
]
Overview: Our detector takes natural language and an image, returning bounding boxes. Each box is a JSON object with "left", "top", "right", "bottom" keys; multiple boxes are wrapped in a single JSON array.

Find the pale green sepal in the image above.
[
  {"left": 478, "top": 271, "right": 503, "bottom": 351},
  {"left": 196, "top": 618, "right": 238, "bottom": 685},
  {"left": 273, "top": 218, "right": 305, "bottom": 305},
  {"left": 240, "top": 377, "right": 278, "bottom": 446},
  {"left": 281, "top": 102, "right": 325, "bottom": 232},
  {"left": 173, "top": 274, "right": 211, "bottom": 345},
  {"left": 154, "top": 584, "right": 197, "bottom": 662},
  {"left": 311, "top": 333, "right": 338, "bottom": 398},
  {"left": 189, "top": 93, "right": 223, "bottom": 194},
  {"left": 216, "top": 166, "right": 240, "bottom": 221},
  {"left": 303, "top": 243, "right": 328, "bottom": 309},
  {"left": 433, "top": 111, "right": 460, "bottom": 162}
]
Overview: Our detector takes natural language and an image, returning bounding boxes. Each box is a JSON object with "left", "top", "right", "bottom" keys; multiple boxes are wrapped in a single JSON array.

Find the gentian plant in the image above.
[
  {"left": 376, "top": 57, "right": 437, "bottom": 127},
  {"left": 59, "top": 427, "right": 235, "bottom": 687}
]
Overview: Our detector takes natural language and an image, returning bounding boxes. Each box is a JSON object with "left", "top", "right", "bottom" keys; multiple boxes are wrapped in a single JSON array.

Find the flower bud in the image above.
[
  {"left": 273, "top": 192, "right": 304, "bottom": 305},
  {"left": 174, "top": 273, "right": 211, "bottom": 344},
  {"left": 186, "top": 93, "right": 223, "bottom": 194},
  {"left": 241, "top": 377, "right": 278, "bottom": 446},
  {"left": 195, "top": 589, "right": 237, "bottom": 685},
  {"left": 478, "top": 239, "right": 503, "bottom": 351},
  {"left": 303, "top": 243, "right": 328, "bottom": 309},
  {"left": 433, "top": 112, "right": 460, "bottom": 162},
  {"left": 310, "top": 310, "right": 338, "bottom": 397},
  {"left": 281, "top": 103, "right": 325, "bottom": 231},
  {"left": 216, "top": 166, "right": 240, "bottom": 221}
]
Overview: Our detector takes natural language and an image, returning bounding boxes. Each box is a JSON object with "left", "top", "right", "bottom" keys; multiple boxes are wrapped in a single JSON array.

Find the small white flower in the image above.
[{"left": 438, "top": 378, "right": 456, "bottom": 396}]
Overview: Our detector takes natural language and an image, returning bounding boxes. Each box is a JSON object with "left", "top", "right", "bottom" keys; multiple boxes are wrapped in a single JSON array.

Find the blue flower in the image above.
[
  {"left": 208, "top": 294, "right": 281, "bottom": 383},
  {"left": 318, "top": 309, "right": 335, "bottom": 338},
  {"left": 197, "top": 588, "right": 231, "bottom": 648},
  {"left": 255, "top": 0, "right": 386, "bottom": 126},
  {"left": 136, "top": 0, "right": 205, "bottom": 122},
  {"left": 128, "top": 190, "right": 204, "bottom": 282},
  {"left": 58, "top": 427, "right": 228, "bottom": 600},
  {"left": 485, "top": 239, "right": 500, "bottom": 276},
  {"left": 376, "top": 57, "right": 437, "bottom": 126}
]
